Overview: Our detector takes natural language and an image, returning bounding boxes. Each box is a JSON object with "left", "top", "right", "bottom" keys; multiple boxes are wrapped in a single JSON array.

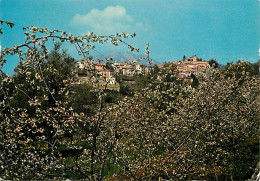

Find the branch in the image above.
[
  {"left": 15, "top": 86, "right": 32, "bottom": 100},
  {"left": 160, "top": 132, "right": 192, "bottom": 167}
]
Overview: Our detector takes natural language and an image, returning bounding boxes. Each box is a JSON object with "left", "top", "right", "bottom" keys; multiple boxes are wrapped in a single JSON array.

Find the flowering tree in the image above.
[
  {"left": 0, "top": 21, "right": 259, "bottom": 180},
  {"left": 102, "top": 65, "right": 259, "bottom": 180},
  {"left": 0, "top": 23, "right": 142, "bottom": 180}
]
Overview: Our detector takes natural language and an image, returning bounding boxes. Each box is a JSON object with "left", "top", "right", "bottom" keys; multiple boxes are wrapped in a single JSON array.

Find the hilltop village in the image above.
[{"left": 74, "top": 55, "right": 211, "bottom": 90}]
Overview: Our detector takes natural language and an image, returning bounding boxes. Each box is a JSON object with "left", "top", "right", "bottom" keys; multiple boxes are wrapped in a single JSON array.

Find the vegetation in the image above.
[
  {"left": 0, "top": 21, "right": 259, "bottom": 180},
  {"left": 209, "top": 59, "right": 219, "bottom": 68}
]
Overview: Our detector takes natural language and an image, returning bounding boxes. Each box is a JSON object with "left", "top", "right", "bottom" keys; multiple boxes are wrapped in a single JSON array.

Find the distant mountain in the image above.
[
  {"left": 218, "top": 64, "right": 226, "bottom": 68},
  {"left": 95, "top": 50, "right": 159, "bottom": 65}
]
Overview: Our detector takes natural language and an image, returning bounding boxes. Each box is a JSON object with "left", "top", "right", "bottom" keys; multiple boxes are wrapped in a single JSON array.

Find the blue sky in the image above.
[{"left": 0, "top": 0, "right": 259, "bottom": 74}]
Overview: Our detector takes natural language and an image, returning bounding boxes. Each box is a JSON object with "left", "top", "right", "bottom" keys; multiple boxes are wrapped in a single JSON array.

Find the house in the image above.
[
  {"left": 122, "top": 66, "right": 135, "bottom": 76},
  {"left": 76, "top": 60, "right": 151, "bottom": 86},
  {"left": 112, "top": 62, "right": 132, "bottom": 73},
  {"left": 171, "top": 56, "right": 210, "bottom": 78},
  {"left": 75, "top": 60, "right": 116, "bottom": 85},
  {"left": 135, "top": 64, "right": 150, "bottom": 75},
  {"left": 185, "top": 55, "right": 199, "bottom": 62},
  {"left": 76, "top": 61, "right": 85, "bottom": 69}
]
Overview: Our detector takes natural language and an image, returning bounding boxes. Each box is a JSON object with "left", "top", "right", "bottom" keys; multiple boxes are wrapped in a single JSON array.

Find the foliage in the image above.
[
  {"left": 119, "top": 83, "right": 134, "bottom": 96},
  {"left": 209, "top": 58, "right": 219, "bottom": 68},
  {"left": 0, "top": 21, "right": 259, "bottom": 180},
  {"left": 0, "top": 23, "right": 141, "bottom": 180},
  {"left": 105, "top": 66, "right": 259, "bottom": 180},
  {"left": 225, "top": 60, "right": 259, "bottom": 77},
  {"left": 0, "top": 20, "right": 14, "bottom": 34},
  {"left": 70, "top": 84, "right": 98, "bottom": 115},
  {"left": 191, "top": 73, "right": 199, "bottom": 88}
]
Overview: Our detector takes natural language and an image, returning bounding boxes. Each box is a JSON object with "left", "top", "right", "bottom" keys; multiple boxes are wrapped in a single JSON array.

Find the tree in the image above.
[
  {"left": 191, "top": 73, "right": 199, "bottom": 88},
  {"left": 102, "top": 63, "right": 259, "bottom": 180},
  {"left": 70, "top": 84, "right": 98, "bottom": 115},
  {"left": 0, "top": 24, "right": 142, "bottom": 180},
  {"left": 209, "top": 58, "right": 219, "bottom": 68},
  {"left": 252, "top": 59, "right": 260, "bottom": 74},
  {"left": 0, "top": 21, "right": 259, "bottom": 180}
]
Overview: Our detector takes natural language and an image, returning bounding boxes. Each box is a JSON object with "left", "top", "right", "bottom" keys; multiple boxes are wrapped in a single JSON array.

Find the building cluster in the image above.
[
  {"left": 171, "top": 55, "right": 210, "bottom": 78},
  {"left": 74, "top": 56, "right": 210, "bottom": 87},
  {"left": 75, "top": 61, "right": 150, "bottom": 85},
  {"left": 113, "top": 62, "right": 150, "bottom": 76}
]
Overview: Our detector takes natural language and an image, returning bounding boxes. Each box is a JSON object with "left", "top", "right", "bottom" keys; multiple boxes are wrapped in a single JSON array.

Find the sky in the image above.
[{"left": 0, "top": 0, "right": 259, "bottom": 74}]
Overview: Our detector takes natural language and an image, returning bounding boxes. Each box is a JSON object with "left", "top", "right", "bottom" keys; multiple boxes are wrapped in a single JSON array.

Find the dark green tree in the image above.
[{"left": 209, "top": 59, "right": 219, "bottom": 68}]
